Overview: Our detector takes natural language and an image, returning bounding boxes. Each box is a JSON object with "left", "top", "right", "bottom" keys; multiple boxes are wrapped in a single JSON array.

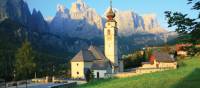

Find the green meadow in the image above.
[{"left": 79, "top": 57, "right": 200, "bottom": 88}]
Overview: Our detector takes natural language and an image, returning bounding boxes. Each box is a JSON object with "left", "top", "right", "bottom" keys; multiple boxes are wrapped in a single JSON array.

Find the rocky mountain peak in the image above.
[
  {"left": 0, "top": 0, "right": 31, "bottom": 24},
  {"left": 70, "top": 0, "right": 88, "bottom": 13},
  {"left": 50, "top": 0, "right": 168, "bottom": 39},
  {"left": 57, "top": 4, "right": 65, "bottom": 13},
  {"left": 32, "top": 9, "right": 43, "bottom": 19},
  {"left": 32, "top": 8, "right": 38, "bottom": 15}
]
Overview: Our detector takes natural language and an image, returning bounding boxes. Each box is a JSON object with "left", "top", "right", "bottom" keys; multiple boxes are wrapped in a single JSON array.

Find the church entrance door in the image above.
[{"left": 97, "top": 72, "right": 100, "bottom": 79}]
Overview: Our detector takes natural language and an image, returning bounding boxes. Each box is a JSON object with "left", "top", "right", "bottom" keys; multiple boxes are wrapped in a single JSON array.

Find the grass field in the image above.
[{"left": 79, "top": 57, "right": 200, "bottom": 88}]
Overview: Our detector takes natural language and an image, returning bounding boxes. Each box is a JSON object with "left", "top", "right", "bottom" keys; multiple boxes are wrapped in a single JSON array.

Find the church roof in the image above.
[
  {"left": 71, "top": 45, "right": 107, "bottom": 62},
  {"left": 71, "top": 50, "right": 95, "bottom": 62},
  {"left": 91, "top": 60, "right": 111, "bottom": 70},
  {"left": 88, "top": 45, "right": 107, "bottom": 60},
  {"left": 153, "top": 51, "right": 175, "bottom": 62}
]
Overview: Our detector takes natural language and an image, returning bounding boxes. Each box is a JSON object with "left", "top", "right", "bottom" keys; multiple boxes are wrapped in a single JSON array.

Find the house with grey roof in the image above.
[{"left": 137, "top": 50, "right": 177, "bottom": 74}]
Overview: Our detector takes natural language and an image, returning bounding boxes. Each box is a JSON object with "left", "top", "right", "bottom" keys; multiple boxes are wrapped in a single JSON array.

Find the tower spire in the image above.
[
  {"left": 106, "top": 0, "right": 115, "bottom": 21},
  {"left": 110, "top": 0, "right": 112, "bottom": 8}
]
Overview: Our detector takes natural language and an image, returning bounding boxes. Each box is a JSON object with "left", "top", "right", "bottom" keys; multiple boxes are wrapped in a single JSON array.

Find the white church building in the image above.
[{"left": 71, "top": 1, "right": 124, "bottom": 79}]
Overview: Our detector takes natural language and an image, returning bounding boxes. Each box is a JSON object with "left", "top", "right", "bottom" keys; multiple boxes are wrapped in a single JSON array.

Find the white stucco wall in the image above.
[
  {"left": 158, "top": 62, "right": 177, "bottom": 69},
  {"left": 104, "top": 21, "right": 118, "bottom": 66},
  {"left": 177, "top": 51, "right": 187, "bottom": 56},
  {"left": 71, "top": 62, "right": 84, "bottom": 79},
  {"left": 71, "top": 62, "right": 93, "bottom": 79},
  {"left": 141, "top": 60, "right": 177, "bottom": 69},
  {"left": 93, "top": 70, "right": 107, "bottom": 78},
  {"left": 141, "top": 60, "right": 157, "bottom": 68}
]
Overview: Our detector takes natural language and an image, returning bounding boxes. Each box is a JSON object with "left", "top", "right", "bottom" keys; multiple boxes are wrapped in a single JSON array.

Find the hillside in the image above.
[{"left": 79, "top": 57, "right": 200, "bottom": 88}]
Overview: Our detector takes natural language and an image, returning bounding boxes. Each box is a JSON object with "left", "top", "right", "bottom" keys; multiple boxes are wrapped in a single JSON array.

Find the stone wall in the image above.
[
  {"left": 93, "top": 70, "right": 107, "bottom": 78},
  {"left": 136, "top": 67, "right": 175, "bottom": 74},
  {"left": 114, "top": 72, "right": 140, "bottom": 78}
]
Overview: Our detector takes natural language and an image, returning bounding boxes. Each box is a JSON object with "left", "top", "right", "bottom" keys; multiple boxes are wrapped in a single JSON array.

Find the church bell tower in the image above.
[{"left": 104, "top": 0, "right": 119, "bottom": 73}]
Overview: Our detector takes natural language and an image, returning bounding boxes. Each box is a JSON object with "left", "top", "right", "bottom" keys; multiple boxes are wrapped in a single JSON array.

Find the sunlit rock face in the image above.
[
  {"left": 50, "top": 0, "right": 168, "bottom": 39},
  {"left": 50, "top": 0, "right": 103, "bottom": 39},
  {"left": 142, "top": 14, "right": 167, "bottom": 34},
  {"left": 114, "top": 10, "right": 145, "bottom": 36},
  {"left": 114, "top": 10, "right": 167, "bottom": 36}
]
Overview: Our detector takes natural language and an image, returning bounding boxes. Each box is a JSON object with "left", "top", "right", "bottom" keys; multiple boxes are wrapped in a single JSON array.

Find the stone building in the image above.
[{"left": 136, "top": 51, "right": 177, "bottom": 74}]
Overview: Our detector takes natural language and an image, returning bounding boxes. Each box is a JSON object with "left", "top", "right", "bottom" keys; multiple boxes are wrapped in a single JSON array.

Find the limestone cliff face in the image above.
[
  {"left": 0, "top": 0, "right": 31, "bottom": 24},
  {"left": 142, "top": 14, "right": 167, "bottom": 33},
  {"left": 50, "top": 0, "right": 103, "bottom": 39},
  {"left": 114, "top": 10, "right": 167, "bottom": 36},
  {"left": 114, "top": 10, "right": 145, "bottom": 36},
  {"left": 50, "top": 0, "right": 167, "bottom": 39},
  {"left": 0, "top": 0, "right": 49, "bottom": 34}
]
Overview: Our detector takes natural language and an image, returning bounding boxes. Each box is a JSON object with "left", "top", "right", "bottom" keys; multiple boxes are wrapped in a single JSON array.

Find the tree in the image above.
[
  {"left": 0, "top": 19, "right": 24, "bottom": 81},
  {"left": 15, "top": 40, "right": 36, "bottom": 80},
  {"left": 85, "top": 70, "right": 93, "bottom": 82},
  {"left": 123, "top": 51, "right": 146, "bottom": 69},
  {"left": 165, "top": 0, "right": 200, "bottom": 55},
  {"left": 165, "top": 0, "right": 200, "bottom": 44}
]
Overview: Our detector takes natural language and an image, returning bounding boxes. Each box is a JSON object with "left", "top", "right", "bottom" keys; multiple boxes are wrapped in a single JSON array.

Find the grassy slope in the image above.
[{"left": 79, "top": 57, "right": 200, "bottom": 88}]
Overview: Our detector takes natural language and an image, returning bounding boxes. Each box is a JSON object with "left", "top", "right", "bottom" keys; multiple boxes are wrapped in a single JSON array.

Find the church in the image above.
[{"left": 71, "top": 1, "right": 124, "bottom": 79}]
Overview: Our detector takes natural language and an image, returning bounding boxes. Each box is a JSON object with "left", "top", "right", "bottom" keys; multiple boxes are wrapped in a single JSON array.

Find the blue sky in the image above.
[{"left": 24, "top": 0, "right": 195, "bottom": 30}]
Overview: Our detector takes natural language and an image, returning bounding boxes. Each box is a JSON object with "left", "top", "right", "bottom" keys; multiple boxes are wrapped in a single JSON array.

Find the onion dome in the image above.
[{"left": 106, "top": 8, "right": 115, "bottom": 20}]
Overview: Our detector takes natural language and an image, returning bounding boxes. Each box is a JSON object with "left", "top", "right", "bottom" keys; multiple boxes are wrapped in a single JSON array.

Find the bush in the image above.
[{"left": 123, "top": 51, "right": 146, "bottom": 69}]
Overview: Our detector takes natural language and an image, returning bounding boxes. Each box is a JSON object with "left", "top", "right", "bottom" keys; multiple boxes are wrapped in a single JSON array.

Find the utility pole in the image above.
[
  {"left": 4, "top": 54, "right": 7, "bottom": 88},
  {"left": 35, "top": 72, "right": 37, "bottom": 79},
  {"left": 53, "top": 65, "right": 55, "bottom": 75},
  {"left": 26, "top": 69, "right": 28, "bottom": 88},
  {"left": 13, "top": 69, "right": 18, "bottom": 88},
  {"left": 53, "top": 65, "right": 55, "bottom": 82}
]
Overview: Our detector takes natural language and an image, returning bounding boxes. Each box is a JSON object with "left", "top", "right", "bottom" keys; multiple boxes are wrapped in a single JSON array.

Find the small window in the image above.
[
  {"left": 107, "top": 29, "right": 111, "bottom": 35},
  {"left": 77, "top": 72, "right": 79, "bottom": 75}
]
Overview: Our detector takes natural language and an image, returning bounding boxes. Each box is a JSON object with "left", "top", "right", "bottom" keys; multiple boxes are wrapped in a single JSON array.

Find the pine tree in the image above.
[
  {"left": 165, "top": 0, "right": 200, "bottom": 55},
  {"left": 15, "top": 40, "right": 36, "bottom": 80}
]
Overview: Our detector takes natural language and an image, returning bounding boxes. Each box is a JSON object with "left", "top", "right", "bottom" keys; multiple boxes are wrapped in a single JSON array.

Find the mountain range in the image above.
[
  {"left": 49, "top": 0, "right": 168, "bottom": 39},
  {"left": 0, "top": 0, "right": 177, "bottom": 58}
]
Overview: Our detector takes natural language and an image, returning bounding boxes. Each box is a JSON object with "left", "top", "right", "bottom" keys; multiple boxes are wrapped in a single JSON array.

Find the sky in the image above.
[{"left": 24, "top": 0, "right": 196, "bottom": 30}]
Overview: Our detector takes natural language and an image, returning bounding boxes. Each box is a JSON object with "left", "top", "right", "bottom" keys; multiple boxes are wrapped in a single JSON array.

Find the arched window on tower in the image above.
[{"left": 107, "top": 29, "right": 111, "bottom": 35}]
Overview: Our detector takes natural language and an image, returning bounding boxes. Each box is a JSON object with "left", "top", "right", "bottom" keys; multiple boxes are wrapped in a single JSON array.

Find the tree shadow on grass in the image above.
[{"left": 172, "top": 68, "right": 200, "bottom": 88}]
